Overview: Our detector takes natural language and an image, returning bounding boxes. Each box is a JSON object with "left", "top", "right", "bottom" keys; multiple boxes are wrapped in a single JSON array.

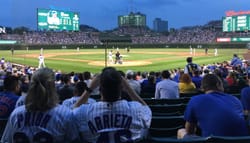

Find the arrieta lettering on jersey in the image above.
[
  {"left": 88, "top": 114, "right": 132, "bottom": 134},
  {"left": 17, "top": 112, "right": 51, "bottom": 128}
]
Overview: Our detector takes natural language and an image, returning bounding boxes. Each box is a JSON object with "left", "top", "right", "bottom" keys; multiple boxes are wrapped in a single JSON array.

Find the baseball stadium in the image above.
[
  {"left": 0, "top": 9, "right": 250, "bottom": 73},
  {"left": 1, "top": 2, "right": 250, "bottom": 143}
]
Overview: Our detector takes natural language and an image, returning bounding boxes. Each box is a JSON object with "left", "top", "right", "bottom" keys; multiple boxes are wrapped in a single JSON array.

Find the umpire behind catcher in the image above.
[{"left": 74, "top": 67, "right": 152, "bottom": 142}]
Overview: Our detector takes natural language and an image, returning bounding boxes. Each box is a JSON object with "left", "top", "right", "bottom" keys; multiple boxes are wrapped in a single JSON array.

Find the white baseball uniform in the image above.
[
  {"left": 1, "top": 105, "right": 79, "bottom": 143},
  {"left": 73, "top": 100, "right": 152, "bottom": 143},
  {"left": 214, "top": 48, "right": 218, "bottom": 56},
  {"left": 38, "top": 55, "right": 45, "bottom": 68},
  {"left": 108, "top": 51, "right": 113, "bottom": 63},
  {"left": 62, "top": 96, "right": 96, "bottom": 109}
]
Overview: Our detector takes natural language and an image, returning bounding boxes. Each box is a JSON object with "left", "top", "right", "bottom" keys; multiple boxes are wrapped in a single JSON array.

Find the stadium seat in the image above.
[
  {"left": 143, "top": 98, "right": 190, "bottom": 105},
  {"left": 140, "top": 92, "right": 155, "bottom": 98},
  {"left": 209, "top": 135, "right": 250, "bottom": 143},
  {"left": 179, "top": 92, "right": 200, "bottom": 98},
  {"left": 226, "top": 85, "right": 241, "bottom": 94},
  {"left": 149, "top": 136, "right": 209, "bottom": 143},
  {"left": 149, "top": 104, "right": 186, "bottom": 116},
  {"left": 150, "top": 116, "right": 185, "bottom": 138},
  {"left": 232, "top": 93, "right": 241, "bottom": 99},
  {"left": 0, "top": 118, "right": 8, "bottom": 136}
]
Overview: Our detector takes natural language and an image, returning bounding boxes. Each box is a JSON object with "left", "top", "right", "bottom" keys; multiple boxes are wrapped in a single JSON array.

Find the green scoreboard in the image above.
[
  {"left": 37, "top": 9, "right": 79, "bottom": 31},
  {"left": 223, "top": 15, "right": 250, "bottom": 32}
]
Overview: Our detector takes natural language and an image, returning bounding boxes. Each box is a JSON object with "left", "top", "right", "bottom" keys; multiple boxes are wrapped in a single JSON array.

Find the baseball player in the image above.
[
  {"left": 114, "top": 51, "right": 121, "bottom": 64},
  {"left": 73, "top": 67, "right": 152, "bottom": 143},
  {"left": 38, "top": 54, "right": 45, "bottom": 68},
  {"left": 214, "top": 48, "right": 218, "bottom": 56},
  {"left": 1, "top": 68, "right": 80, "bottom": 143},
  {"left": 189, "top": 45, "right": 193, "bottom": 55},
  {"left": 11, "top": 47, "right": 14, "bottom": 56},
  {"left": 108, "top": 50, "right": 113, "bottom": 64}
]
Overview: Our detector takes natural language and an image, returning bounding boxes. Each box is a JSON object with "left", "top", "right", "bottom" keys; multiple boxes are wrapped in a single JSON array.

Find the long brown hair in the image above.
[{"left": 25, "top": 68, "right": 58, "bottom": 112}]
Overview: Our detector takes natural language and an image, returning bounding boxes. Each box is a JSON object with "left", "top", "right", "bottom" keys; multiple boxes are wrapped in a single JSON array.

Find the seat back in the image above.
[
  {"left": 150, "top": 136, "right": 209, "bottom": 143},
  {"left": 143, "top": 98, "right": 190, "bottom": 105},
  {"left": 150, "top": 116, "right": 185, "bottom": 138},
  {"left": 179, "top": 92, "right": 200, "bottom": 98},
  {"left": 209, "top": 135, "right": 250, "bottom": 143},
  {"left": 0, "top": 118, "right": 8, "bottom": 136},
  {"left": 149, "top": 104, "right": 186, "bottom": 116},
  {"left": 140, "top": 93, "right": 154, "bottom": 98}
]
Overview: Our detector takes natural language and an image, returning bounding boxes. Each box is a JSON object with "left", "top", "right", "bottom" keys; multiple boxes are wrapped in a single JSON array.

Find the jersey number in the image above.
[
  {"left": 13, "top": 131, "right": 53, "bottom": 143},
  {"left": 96, "top": 130, "right": 132, "bottom": 143}
]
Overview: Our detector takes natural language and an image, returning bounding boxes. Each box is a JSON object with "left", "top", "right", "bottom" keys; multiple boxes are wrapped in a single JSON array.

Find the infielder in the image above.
[
  {"left": 73, "top": 67, "right": 152, "bottom": 142},
  {"left": 1, "top": 68, "right": 79, "bottom": 143},
  {"left": 38, "top": 54, "right": 46, "bottom": 68},
  {"left": 214, "top": 48, "right": 218, "bottom": 56},
  {"left": 190, "top": 45, "right": 193, "bottom": 55}
]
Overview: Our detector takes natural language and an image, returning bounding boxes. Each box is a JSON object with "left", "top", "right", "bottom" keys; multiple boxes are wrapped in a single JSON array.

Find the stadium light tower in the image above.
[{"left": 130, "top": 0, "right": 134, "bottom": 12}]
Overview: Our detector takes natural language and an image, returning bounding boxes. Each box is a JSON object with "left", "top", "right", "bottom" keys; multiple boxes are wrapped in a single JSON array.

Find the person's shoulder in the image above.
[
  {"left": 169, "top": 79, "right": 178, "bottom": 84},
  {"left": 62, "top": 98, "right": 72, "bottom": 105},
  {"left": 52, "top": 104, "right": 74, "bottom": 116},
  {"left": 10, "top": 105, "right": 26, "bottom": 117},
  {"left": 241, "top": 86, "right": 250, "bottom": 93},
  {"left": 126, "top": 100, "right": 149, "bottom": 108},
  {"left": 189, "top": 93, "right": 207, "bottom": 101},
  {"left": 88, "top": 98, "right": 96, "bottom": 104},
  {"left": 1, "top": 91, "right": 19, "bottom": 99}
]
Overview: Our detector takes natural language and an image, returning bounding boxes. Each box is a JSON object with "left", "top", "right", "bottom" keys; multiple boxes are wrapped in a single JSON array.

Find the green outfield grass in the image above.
[{"left": 0, "top": 48, "right": 248, "bottom": 73}]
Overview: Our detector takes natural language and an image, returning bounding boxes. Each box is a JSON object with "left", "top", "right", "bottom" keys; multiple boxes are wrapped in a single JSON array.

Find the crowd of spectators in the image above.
[
  {"left": 0, "top": 31, "right": 101, "bottom": 45},
  {"left": 1, "top": 21, "right": 250, "bottom": 45},
  {"left": 2, "top": 20, "right": 250, "bottom": 141},
  {"left": 1, "top": 53, "right": 250, "bottom": 141}
]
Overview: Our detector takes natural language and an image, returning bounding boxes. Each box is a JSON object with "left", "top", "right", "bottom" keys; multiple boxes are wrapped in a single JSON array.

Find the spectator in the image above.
[
  {"left": 57, "top": 74, "right": 74, "bottom": 103},
  {"left": 230, "top": 54, "right": 242, "bottom": 67},
  {"left": 214, "top": 68, "right": 229, "bottom": 93},
  {"left": 178, "top": 74, "right": 248, "bottom": 138},
  {"left": 1, "top": 68, "right": 79, "bottom": 143},
  {"left": 15, "top": 75, "right": 30, "bottom": 108},
  {"left": 241, "top": 84, "right": 250, "bottom": 119},
  {"left": 62, "top": 81, "right": 96, "bottom": 109},
  {"left": 179, "top": 73, "right": 197, "bottom": 94},
  {"left": 155, "top": 70, "right": 179, "bottom": 99},
  {"left": 184, "top": 57, "right": 200, "bottom": 77},
  {"left": 126, "top": 70, "right": 141, "bottom": 95},
  {"left": 225, "top": 71, "right": 237, "bottom": 87},
  {"left": 73, "top": 67, "right": 151, "bottom": 142},
  {"left": 83, "top": 71, "right": 100, "bottom": 96},
  {"left": 0, "top": 75, "right": 20, "bottom": 118},
  {"left": 141, "top": 75, "right": 156, "bottom": 96},
  {"left": 191, "top": 70, "right": 202, "bottom": 90}
]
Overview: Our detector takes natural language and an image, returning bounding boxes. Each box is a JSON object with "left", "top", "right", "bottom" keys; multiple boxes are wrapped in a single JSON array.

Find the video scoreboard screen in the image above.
[
  {"left": 223, "top": 15, "right": 250, "bottom": 32},
  {"left": 37, "top": 9, "right": 79, "bottom": 31}
]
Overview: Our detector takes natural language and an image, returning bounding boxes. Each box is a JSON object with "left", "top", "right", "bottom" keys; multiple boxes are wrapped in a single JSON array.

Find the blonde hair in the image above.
[{"left": 25, "top": 68, "right": 58, "bottom": 112}]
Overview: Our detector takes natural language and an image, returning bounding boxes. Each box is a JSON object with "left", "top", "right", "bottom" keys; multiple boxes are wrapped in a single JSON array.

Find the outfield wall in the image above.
[{"left": 0, "top": 43, "right": 248, "bottom": 50}]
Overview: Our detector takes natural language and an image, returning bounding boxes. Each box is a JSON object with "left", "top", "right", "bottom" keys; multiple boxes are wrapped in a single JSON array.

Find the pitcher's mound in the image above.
[{"left": 88, "top": 61, "right": 152, "bottom": 66}]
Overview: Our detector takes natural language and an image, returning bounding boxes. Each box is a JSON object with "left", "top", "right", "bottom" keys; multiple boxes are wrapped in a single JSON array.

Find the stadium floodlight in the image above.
[{"left": 0, "top": 27, "right": 6, "bottom": 34}]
